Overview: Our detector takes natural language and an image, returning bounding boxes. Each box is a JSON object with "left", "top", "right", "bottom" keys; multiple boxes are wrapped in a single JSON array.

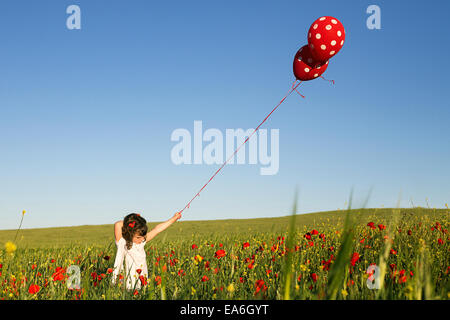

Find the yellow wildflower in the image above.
[{"left": 5, "top": 241, "right": 17, "bottom": 254}]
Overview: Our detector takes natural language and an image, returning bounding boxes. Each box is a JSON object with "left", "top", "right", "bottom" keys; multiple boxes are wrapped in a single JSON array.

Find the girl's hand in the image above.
[{"left": 173, "top": 211, "right": 182, "bottom": 222}]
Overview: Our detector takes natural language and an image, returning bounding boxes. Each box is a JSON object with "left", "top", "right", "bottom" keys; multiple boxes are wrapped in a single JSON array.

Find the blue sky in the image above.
[{"left": 1, "top": 0, "right": 449, "bottom": 229}]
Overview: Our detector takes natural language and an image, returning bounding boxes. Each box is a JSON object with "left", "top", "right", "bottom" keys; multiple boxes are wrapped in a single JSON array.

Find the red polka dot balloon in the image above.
[
  {"left": 293, "top": 45, "right": 329, "bottom": 81},
  {"left": 307, "top": 16, "right": 345, "bottom": 64}
]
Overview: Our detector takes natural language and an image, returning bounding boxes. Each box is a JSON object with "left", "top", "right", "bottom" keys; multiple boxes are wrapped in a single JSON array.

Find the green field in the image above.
[
  {"left": 0, "top": 207, "right": 448, "bottom": 300},
  {"left": 1, "top": 208, "right": 446, "bottom": 248}
]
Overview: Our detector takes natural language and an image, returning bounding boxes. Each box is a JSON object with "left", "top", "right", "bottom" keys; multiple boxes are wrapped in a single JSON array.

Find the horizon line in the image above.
[{"left": 0, "top": 206, "right": 442, "bottom": 232}]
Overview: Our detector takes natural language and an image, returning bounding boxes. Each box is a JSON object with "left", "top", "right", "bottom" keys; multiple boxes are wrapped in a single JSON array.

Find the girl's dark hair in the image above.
[{"left": 122, "top": 213, "right": 148, "bottom": 250}]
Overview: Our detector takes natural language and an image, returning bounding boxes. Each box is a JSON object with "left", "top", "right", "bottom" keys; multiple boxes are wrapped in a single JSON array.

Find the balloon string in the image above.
[
  {"left": 294, "top": 88, "right": 305, "bottom": 98},
  {"left": 320, "top": 76, "right": 335, "bottom": 85},
  {"left": 180, "top": 79, "right": 303, "bottom": 213}
]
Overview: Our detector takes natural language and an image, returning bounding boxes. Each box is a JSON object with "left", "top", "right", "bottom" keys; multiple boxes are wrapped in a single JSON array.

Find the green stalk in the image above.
[
  {"left": 13, "top": 211, "right": 25, "bottom": 243},
  {"left": 282, "top": 187, "right": 298, "bottom": 300}
]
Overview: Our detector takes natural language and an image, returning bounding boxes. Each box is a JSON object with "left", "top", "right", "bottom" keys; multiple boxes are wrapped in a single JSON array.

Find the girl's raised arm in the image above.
[
  {"left": 114, "top": 220, "right": 123, "bottom": 243},
  {"left": 145, "top": 212, "right": 181, "bottom": 242}
]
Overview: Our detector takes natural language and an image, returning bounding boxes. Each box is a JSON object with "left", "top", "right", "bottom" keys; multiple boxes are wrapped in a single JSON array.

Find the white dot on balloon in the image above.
[
  {"left": 326, "top": 25, "right": 332, "bottom": 30},
  {"left": 330, "top": 51, "right": 335, "bottom": 55},
  {"left": 331, "top": 40, "right": 336, "bottom": 46},
  {"left": 316, "top": 33, "right": 321, "bottom": 39},
  {"left": 314, "top": 74, "right": 319, "bottom": 77},
  {"left": 326, "top": 61, "right": 329, "bottom": 64},
  {"left": 321, "top": 45, "right": 326, "bottom": 50},
  {"left": 331, "top": 19, "right": 337, "bottom": 24},
  {"left": 337, "top": 31, "right": 342, "bottom": 37},
  {"left": 304, "top": 68, "right": 310, "bottom": 72},
  {"left": 297, "top": 57, "right": 302, "bottom": 61},
  {"left": 313, "top": 24, "right": 318, "bottom": 29},
  {"left": 341, "top": 40, "right": 344, "bottom": 46},
  {"left": 319, "top": 17, "right": 326, "bottom": 21}
]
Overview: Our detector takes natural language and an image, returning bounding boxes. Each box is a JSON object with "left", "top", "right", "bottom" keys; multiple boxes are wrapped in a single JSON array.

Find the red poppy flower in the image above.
[
  {"left": 311, "top": 229, "right": 319, "bottom": 235},
  {"left": 107, "top": 268, "right": 113, "bottom": 274},
  {"left": 128, "top": 221, "right": 136, "bottom": 228},
  {"left": 155, "top": 275, "right": 162, "bottom": 285},
  {"left": 378, "top": 224, "right": 386, "bottom": 230},
  {"left": 304, "top": 233, "right": 312, "bottom": 240},
  {"left": 136, "top": 269, "right": 142, "bottom": 275},
  {"left": 178, "top": 269, "right": 185, "bottom": 276},
  {"left": 28, "top": 284, "right": 40, "bottom": 294},
  {"left": 139, "top": 275, "right": 147, "bottom": 286},
  {"left": 367, "top": 222, "right": 376, "bottom": 229},
  {"left": 191, "top": 244, "right": 198, "bottom": 250},
  {"left": 311, "top": 273, "right": 318, "bottom": 282},
  {"left": 255, "top": 279, "right": 264, "bottom": 288},
  {"left": 390, "top": 249, "right": 397, "bottom": 255},
  {"left": 52, "top": 267, "right": 66, "bottom": 281},
  {"left": 350, "top": 252, "right": 360, "bottom": 266},
  {"left": 438, "top": 238, "right": 444, "bottom": 245},
  {"left": 242, "top": 242, "right": 250, "bottom": 249},
  {"left": 254, "top": 279, "right": 267, "bottom": 294},
  {"left": 214, "top": 249, "right": 226, "bottom": 259},
  {"left": 201, "top": 275, "right": 209, "bottom": 282}
]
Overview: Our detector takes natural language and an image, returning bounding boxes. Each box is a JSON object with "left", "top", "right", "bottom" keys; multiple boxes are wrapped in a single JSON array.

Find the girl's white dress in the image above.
[{"left": 112, "top": 237, "right": 148, "bottom": 290}]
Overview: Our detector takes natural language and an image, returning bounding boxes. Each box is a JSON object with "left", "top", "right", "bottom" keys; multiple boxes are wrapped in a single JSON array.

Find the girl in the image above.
[{"left": 112, "top": 211, "right": 182, "bottom": 290}]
